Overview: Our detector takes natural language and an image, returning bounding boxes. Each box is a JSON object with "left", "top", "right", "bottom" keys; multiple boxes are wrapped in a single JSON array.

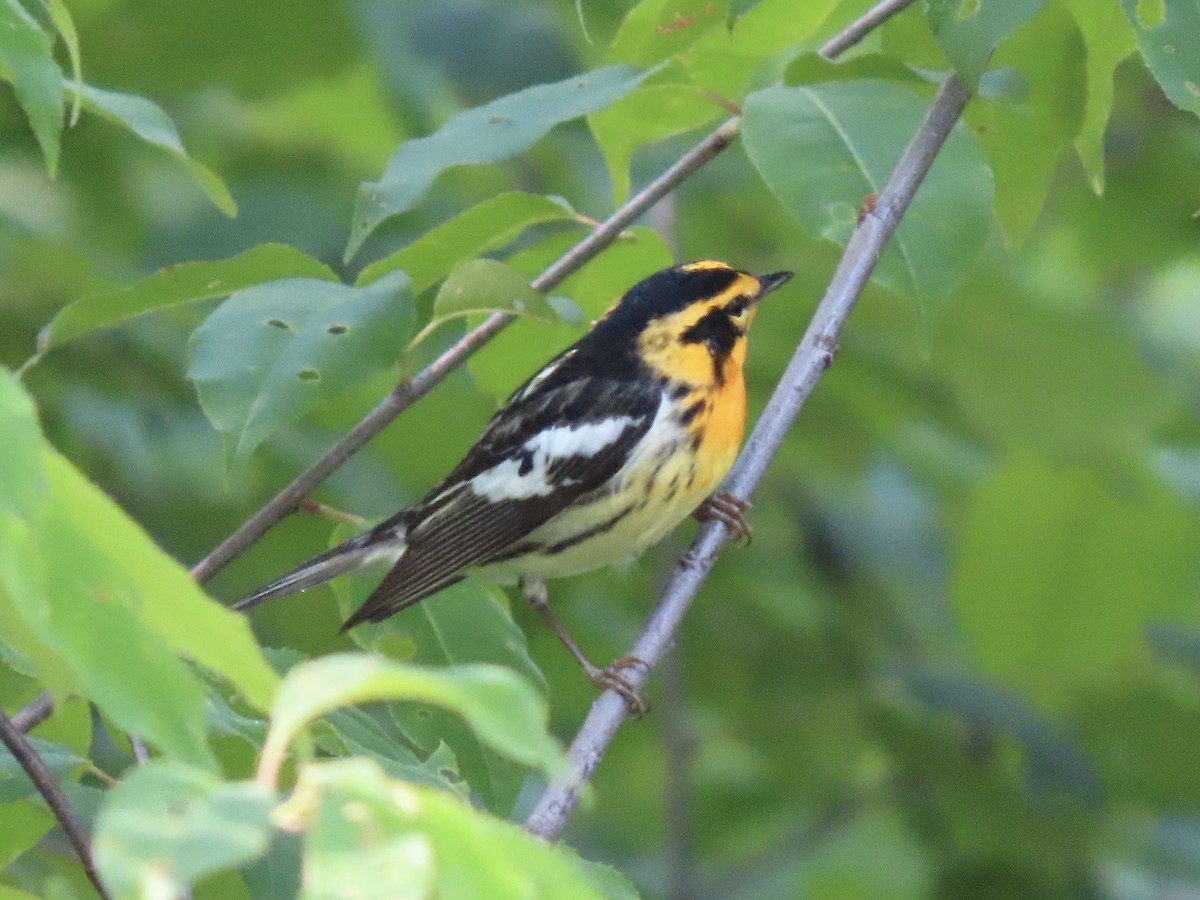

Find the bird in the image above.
[{"left": 233, "top": 260, "right": 793, "bottom": 711}]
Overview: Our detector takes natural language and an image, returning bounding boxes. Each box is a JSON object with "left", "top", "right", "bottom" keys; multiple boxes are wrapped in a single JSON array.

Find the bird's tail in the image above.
[{"left": 230, "top": 524, "right": 405, "bottom": 614}]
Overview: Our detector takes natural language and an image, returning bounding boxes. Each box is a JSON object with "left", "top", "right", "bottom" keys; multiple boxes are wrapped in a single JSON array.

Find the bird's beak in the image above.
[{"left": 752, "top": 271, "right": 794, "bottom": 303}]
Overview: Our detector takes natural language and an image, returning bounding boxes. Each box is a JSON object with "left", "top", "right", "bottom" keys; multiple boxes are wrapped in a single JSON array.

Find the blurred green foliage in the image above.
[{"left": 2, "top": 0, "right": 1200, "bottom": 897}]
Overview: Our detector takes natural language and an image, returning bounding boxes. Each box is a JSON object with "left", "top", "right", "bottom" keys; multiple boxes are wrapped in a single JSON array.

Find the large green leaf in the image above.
[
  {"left": 93, "top": 762, "right": 274, "bottom": 900},
  {"left": 415, "top": 258, "right": 560, "bottom": 349},
  {"left": 966, "top": 3, "right": 1086, "bottom": 245},
  {"left": 1061, "top": 0, "right": 1136, "bottom": 192},
  {"left": 277, "top": 759, "right": 624, "bottom": 900},
  {"left": 79, "top": 83, "right": 236, "bottom": 216},
  {"left": 742, "top": 80, "right": 993, "bottom": 311},
  {"left": 952, "top": 457, "right": 1200, "bottom": 708},
  {"left": 0, "top": 0, "right": 63, "bottom": 176},
  {"left": 0, "top": 368, "right": 45, "bottom": 520},
  {"left": 356, "top": 192, "right": 579, "bottom": 291},
  {"left": 38, "top": 244, "right": 336, "bottom": 353},
  {"left": 1121, "top": 0, "right": 1200, "bottom": 117},
  {"left": 258, "top": 654, "right": 563, "bottom": 790},
  {"left": 188, "top": 271, "right": 414, "bottom": 459},
  {"left": 923, "top": 0, "right": 1045, "bottom": 88},
  {"left": 0, "top": 801, "right": 53, "bottom": 870},
  {"left": 336, "top": 574, "right": 546, "bottom": 812},
  {"left": 608, "top": 0, "right": 730, "bottom": 67},
  {"left": 347, "top": 66, "right": 646, "bottom": 259},
  {"left": 588, "top": 83, "right": 724, "bottom": 204}
]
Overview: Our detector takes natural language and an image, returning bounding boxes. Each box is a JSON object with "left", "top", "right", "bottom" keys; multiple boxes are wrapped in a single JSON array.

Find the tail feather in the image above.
[{"left": 230, "top": 526, "right": 404, "bottom": 614}]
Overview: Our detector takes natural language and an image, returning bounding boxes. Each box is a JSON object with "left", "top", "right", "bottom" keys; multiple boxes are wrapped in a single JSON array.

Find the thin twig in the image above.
[
  {"left": 190, "top": 118, "right": 741, "bottom": 585},
  {"left": 817, "top": 0, "right": 916, "bottom": 58},
  {"left": 524, "top": 73, "right": 972, "bottom": 840},
  {"left": 0, "top": 710, "right": 111, "bottom": 900},
  {"left": 13, "top": 691, "right": 53, "bottom": 733},
  {"left": 190, "top": 0, "right": 920, "bottom": 588}
]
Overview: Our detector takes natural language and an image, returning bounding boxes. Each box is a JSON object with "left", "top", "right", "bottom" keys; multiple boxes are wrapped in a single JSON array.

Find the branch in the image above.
[
  {"left": 524, "top": 73, "right": 973, "bottom": 840},
  {"left": 817, "top": 0, "right": 918, "bottom": 58},
  {"left": 0, "top": 710, "right": 111, "bottom": 900},
  {"left": 12, "top": 691, "right": 53, "bottom": 733},
  {"left": 190, "top": 119, "right": 740, "bottom": 584}
]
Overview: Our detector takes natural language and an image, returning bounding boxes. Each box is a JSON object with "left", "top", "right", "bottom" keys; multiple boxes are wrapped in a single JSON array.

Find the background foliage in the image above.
[{"left": 2, "top": 0, "right": 1200, "bottom": 897}]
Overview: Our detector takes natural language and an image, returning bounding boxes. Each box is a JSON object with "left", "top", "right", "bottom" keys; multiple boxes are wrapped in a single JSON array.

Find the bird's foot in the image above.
[
  {"left": 694, "top": 491, "right": 752, "bottom": 544},
  {"left": 584, "top": 656, "right": 650, "bottom": 718}
]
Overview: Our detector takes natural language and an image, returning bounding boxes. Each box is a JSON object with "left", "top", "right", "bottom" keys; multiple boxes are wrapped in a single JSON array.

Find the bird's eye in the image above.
[{"left": 726, "top": 296, "right": 749, "bottom": 317}]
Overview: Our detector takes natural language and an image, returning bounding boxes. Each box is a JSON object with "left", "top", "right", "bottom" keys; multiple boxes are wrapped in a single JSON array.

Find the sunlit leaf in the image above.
[
  {"left": 422, "top": 258, "right": 557, "bottom": 343},
  {"left": 347, "top": 66, "right": 646, "bottom": 259},
  {"left": 608, "top": 0, "right": 729, "bottom": 67},
  {"left": 0, "top": 0, "right": 63, "bottom": 175},
  {"left": 277, "top": 759, "right": 617, "bottom": 900},
  {"left": 188, "top": 271, "right": 414, "bottom": 459},
  {"left": 1060, "top": 0, "right": 1136, "bottom": 192},
  {"left": 588, "top": 82, "right": 724, "bottom": 204},
  {"left": 258, "top": 654, "right": 562, "bottom": 789},
  {"left": 356, "top": 192, "right": 579, "bottom": 291},
  {"left": 93, "top": 762, "right": 274, "bottom": 899},
  {"left": 923, "top": 0, "right": 1044, "bottom": 88},
  {"left": 38, "top": 244, "right": 336, "bottom": 353}
]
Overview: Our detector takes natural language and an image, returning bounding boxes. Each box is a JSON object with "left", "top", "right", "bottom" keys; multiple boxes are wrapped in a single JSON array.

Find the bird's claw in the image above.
[
  {"left": 586, "top": 656, "right": 649, "bottom": 718},
  {"left": 694, "top": 491, "right": 752, "bottom": 544}
]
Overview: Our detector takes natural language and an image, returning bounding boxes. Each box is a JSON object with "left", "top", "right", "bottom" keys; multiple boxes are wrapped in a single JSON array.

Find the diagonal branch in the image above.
[
  {"left": 189, "top": 0, "right": 918, "bottom": 586},
  {"left": 190, "top": 119, "right": 739, "bottom": 584},
  {"left": 524, "top": 72, "right": 973, "bottom": 841},
  {"left": 0, "top": 710, "right": 111, "bottom": 900}
]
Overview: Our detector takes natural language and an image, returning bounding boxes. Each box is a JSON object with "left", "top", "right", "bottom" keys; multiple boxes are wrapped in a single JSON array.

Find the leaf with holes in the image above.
[
  {"left": 38, "top": 243, "right": 336, "bottom": 353},
  {"left": 742, "top": 80, "right": 993, "bottom": 312},
  {"left": 346, "top": 66, "right": 646, "bottom": 259},
  {"left": 1120, "top": 0, "right": 1200, "bottom": 117},
  {"left": 188, "top": 271, "right": 414, "bottom": 460}
]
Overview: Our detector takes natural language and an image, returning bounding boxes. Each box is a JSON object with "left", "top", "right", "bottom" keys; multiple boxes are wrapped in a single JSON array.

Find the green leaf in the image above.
[
  {"left": 78, "top": 83, "right": 237, "bottom": 216},
  {"left": 468, "top": 226, "right": 673, "bottom": 402},
  {"left": 588, "top": 83, "right": 724, "bottom": 204},
  {"left": 0, "top": 801, "right": 53, "bottom": 870},
  {"left": 1060, "top": 0, "right": 1136, "bottom": 192},
  {"left": 258, "top": 654, "right": 563, "bottom": 789},
  {"left": 188, "top": 271, "right": 414, "bottom": 459},
  {"left": 742, "top": 80, "right": 993, "bottom": 311},
  {"left": 0, "top": 736, "right": 84, "bottom": 803},
  {"left": 964, "top": 3, "right": 1086, "bottom": 245},
  {"left": 277, "top": 758, "right": 612, "bottom": 900},
  {"left": 347, "top": 66, "right": 647, "bottom": 259},
  {"left": 923, "top": 0, "right": 1045, "bottom": 88},
  {"left": 951, "top": 457, "right": 1200, "bottom": 708},
  {"left": 337, "top": 575, "right": 545, "bottom": 811},
  {"left": 93, "top": 762, "right": 274, "bottom": 899},
  {"left": 784, "top": 52, "right": 932, "bottom": 89},
  {"left": 1121, "top": 0, "right": 1200, "bottom": 117},
  {"left": 356, "top": 192, "right": 580, "bottom": 291},
  {"left": 608, "top": 0, "right": 729, "bottom": 67},
  {"left": 0, "top": 0, "right": 63, "bottom": 175},
  {"left": 421, "top": 258, "right": 556, "bottom": 343},
  {"left": 0, "top": 368, "right": 45, "bottom": 520},
  {"left": 38, "top": 244, "right": 336, "bottom": 353},
  {"left": 0, "top": 448, "right": 280, "bottom": 767},
  {"left": 45, "top": 0, "right": 82, "bottom": 125}
]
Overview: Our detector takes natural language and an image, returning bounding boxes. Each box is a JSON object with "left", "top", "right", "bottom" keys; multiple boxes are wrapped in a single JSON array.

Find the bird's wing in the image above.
[{"left": 341, "top": 369, "right": 660, "bottom": 628}]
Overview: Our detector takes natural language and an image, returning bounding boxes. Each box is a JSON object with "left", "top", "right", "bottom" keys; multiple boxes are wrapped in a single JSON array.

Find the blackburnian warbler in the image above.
[{"left": 234, "top": 261, "right": 792, "bottom": 710}]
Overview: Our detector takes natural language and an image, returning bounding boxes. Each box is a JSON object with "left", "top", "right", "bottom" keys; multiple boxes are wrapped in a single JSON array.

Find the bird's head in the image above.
[{"left": 589, "top": 260, "right": 793, "bottom": 386}]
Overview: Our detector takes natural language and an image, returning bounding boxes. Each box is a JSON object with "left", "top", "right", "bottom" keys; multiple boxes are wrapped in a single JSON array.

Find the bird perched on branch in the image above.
[{"left": 234, "top": 261, "right": 792, "bottom": 711}]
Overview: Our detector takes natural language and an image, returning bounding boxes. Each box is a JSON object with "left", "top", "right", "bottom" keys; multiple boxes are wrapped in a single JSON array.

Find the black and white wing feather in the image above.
[{"left": 338, "top": 357, "right": 658, "bottom": 628}]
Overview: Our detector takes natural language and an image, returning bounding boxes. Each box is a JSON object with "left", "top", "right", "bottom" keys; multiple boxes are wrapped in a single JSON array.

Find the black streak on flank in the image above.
[
  {"left": 679, "top": 399, "right": 706, "bottom": 426},
  {"left": 544, "top": 506, "right": 635, "bottom": 555}
]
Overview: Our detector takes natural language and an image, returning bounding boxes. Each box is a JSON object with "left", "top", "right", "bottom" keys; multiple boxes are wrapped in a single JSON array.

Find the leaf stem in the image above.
[{"left": 523, "top": 72, "right": 972, "bottom": 841}]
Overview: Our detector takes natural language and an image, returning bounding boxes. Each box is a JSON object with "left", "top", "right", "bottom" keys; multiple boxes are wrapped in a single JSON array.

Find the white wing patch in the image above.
[
  {"left": 471, "top": 415, "right": 640, "bottom": 501},
  {"left": 514, "top": 349, "right": 576, "bottom": 402}
]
